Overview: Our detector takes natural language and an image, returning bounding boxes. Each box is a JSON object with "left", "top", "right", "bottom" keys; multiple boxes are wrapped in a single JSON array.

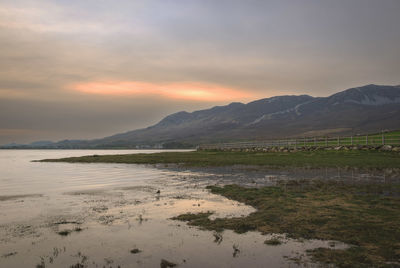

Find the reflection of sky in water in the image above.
[
  {"left": 0, "top": 150, "right": 389, "bottom": 267},
  {"left": 0, "top": 149, "right": 192, "bottom": 195}
]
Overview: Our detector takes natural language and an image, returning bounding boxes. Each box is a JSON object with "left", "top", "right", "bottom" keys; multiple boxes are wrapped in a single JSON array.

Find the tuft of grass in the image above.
[
  {"left": 160, "top": 259, "right": 177, "bottom": 268},
  {"left": 39, "top": 150, "right": 400, "bottom": 169},
  {"left": 57, "top": 227, "right": 83, "bottom": 236},
  {"left": 264, "top": 238, "right": 282, "bottom": 246},
  {"left": 172, "top": 181, "right": 400, "bottom": 267},
  {"left": 130, "top": 248, "right": 141, "bottom": 254},
  {"left": 58, "top": 230, "right": 72, "bottom": 236}
]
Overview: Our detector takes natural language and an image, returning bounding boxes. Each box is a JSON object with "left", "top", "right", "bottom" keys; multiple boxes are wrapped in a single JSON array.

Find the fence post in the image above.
[
  {"left": 314, "top": 137, "right": 316, "bottom": 146},
  {"left": 338, "top": 136, "right": 340, "bottom": 146},
  {"left": 304, "top": 137, "right": 306, "bottom": 147},
  {"left": 295, "top": 139, "right": 297, "bottom": 148},
  {"left": 325, "top": 137, "right": 328, "bottom": 147},
  {"left": 351, "top": 136, "right": 353, "bottom": 145},
  {"left": 382, "top": 133, "right": 385, "bottom": 145}
]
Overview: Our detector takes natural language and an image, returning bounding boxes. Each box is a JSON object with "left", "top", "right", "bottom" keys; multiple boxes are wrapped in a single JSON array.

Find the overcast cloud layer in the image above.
[{"left": 1, "top": 0, "right": 399, "bottom": 144}]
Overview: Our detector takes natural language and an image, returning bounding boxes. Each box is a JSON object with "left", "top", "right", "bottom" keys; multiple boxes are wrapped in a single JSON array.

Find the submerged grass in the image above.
[
  {"left": 39, "top": 150, "right": 400, "bottom": 169},
  {"left": 264, "top": 238, "right": 282, "bottom": 246},
  {"left": 172, "top": 181, "right": 400, "bottom": 267}
]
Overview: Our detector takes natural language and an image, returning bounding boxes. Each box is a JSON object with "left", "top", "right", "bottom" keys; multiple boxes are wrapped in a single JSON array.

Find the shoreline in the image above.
[
  {"left": 30, "top": 150, "right": 400, "bottom": 266},
  {"left": 173, "top": 180, "right": 400, "bottom": 267},
  {"left": 37, "top": 150, "right": 400, "bottom": 170}
]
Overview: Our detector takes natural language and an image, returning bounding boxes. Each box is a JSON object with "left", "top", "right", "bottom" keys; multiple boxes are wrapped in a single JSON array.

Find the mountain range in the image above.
[{"left": 2, "top": 84, "right": 400, "bottom": 149}]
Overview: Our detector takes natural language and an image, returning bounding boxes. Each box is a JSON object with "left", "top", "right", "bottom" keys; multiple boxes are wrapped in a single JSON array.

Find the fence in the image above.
[{"left": 199, "top": 133, "right": 400, "bottom": 150}]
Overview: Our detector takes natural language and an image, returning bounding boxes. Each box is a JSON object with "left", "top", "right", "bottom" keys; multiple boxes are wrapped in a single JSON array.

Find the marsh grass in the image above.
[
  {"left": 39, "top": 150, "right": 400, "bottom": 169},
  {"left": 264, "top": 238, "right": 282, "bottom": 246},
  {"left": 57, "top": 227, "right": 83, "bottom": 236},
  {"left": 173, "top": 181, "right": 400, "bottom": 267},
  {"left": 57, "top": 230, "right": 71, "bottom": 236},
  {"left": 0, "top": 194, "right": 42, "bottom": 201}
]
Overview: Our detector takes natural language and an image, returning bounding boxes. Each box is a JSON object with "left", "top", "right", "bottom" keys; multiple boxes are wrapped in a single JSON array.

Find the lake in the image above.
[{"left": 0, "top": 150, "right": 365, "bottom": 267}]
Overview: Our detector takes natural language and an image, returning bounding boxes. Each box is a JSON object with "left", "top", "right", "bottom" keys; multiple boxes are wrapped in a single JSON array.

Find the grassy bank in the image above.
[
  {"left": 39, "top": 150, "right": 400, "bottom": 169},
  {"left": 173, "top": 181, "right": 400, "bottom": 267}
]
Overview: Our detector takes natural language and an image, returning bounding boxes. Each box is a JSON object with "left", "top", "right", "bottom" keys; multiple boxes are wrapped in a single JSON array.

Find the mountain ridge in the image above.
[{"left": 2, "top": 84, "right": 400, "bottom": 149}]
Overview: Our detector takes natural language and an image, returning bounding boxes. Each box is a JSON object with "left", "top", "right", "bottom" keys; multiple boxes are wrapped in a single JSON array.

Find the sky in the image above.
[{"left": 1, "top": 0, "right": 399, "bottom": 144}]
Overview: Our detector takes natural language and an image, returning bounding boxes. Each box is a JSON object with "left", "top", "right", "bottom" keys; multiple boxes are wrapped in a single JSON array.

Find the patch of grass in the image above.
[
  {"left": 130, "top": 248, "right": 141, "bottom": 254},
  {"left": 0, "top": 194, "right": 42, "bottom": 201},
  {"left": 1, "top": 252, "right": 17, "bottom": 258},
  {"left": 57, "top": 227, "right": 83, "bottom": 236},
  {"left": 264, "top": 238, "right": 282, "bottom": 246},
  {"left": 160, "top": 259, "right": 177, "bottom": 268},
  {"left": 39, "top": 150, "right": 400, "bottom": 169},
  {"left": 58, "top": 230, "right": 72, "bottom": 236},
  {"left": 171, "top": 212, "right": 220, "bottom": 231},
  {"left": 307, "top": 247, "right": 375, "bottom": 267},
  {"left": 173, "top": 181, "right": 400, "bottom": 267}
]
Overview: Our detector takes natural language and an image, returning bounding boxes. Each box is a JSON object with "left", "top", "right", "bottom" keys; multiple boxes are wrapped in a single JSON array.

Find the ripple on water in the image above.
[{"left": 1, "top": 150, "right": 393, "bottom": 267}]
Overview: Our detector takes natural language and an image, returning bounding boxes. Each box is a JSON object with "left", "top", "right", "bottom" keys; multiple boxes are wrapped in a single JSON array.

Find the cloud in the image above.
[
  {"left": 71, "top": 80, "right": 255, "bottom": 101},
  {"left": 0, "top": 0, "right": 399, "bottom": 144},
  {"left": 0, "top": 128, "right": 43, "bottom": 136},
  {"left": 0, "top": 3, "right": 130, "bottom": 34}
]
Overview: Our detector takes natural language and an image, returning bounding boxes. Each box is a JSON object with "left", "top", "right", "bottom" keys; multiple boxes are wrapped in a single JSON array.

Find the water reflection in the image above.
[{"left": 0, "top": 150, "right": 397, "bottom": 267}]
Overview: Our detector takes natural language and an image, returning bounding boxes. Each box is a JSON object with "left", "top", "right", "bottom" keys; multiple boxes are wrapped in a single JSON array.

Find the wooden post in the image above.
[
  {"left": 351, "top": 136, "right": 353, "bottom": 145},
  {"left": 314, "top": 137, "right": 316, "bottom": 146},
  {"left": 325, "top": 137, "right": 328, "bottom": 147},
  {"left": 304, "top": 137, "right": 306, "bottom": 147},
  {"left": 338, "top": 137, "right": 340, "bottom": 145},
  {"left": 366, "top": 134, "right": 368, "bottom": 145},
  {"left": 382, "top": 133, "right": 385, "bottom": 145},
  {"left": 295, "top": 139, "right": 297, "bottom": 148}
]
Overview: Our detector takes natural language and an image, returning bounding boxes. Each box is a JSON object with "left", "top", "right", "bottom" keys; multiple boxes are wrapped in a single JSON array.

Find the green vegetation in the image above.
[
  {"left": 130, "top": 248, "right": 141, "bottom": 254},
  {"left": 57, "top": 227, "right": 82, "bottom": 236},
  {"left": 0, "top": 194, "right": 42, "bottom": 201},
  {"left": 264, "top": 238, "right": 282, "bottom": 246},
  {"left": 57, "top": 230, "right": 71, "bottom": 236},
  {"left": 39, "top": 150, "right": 400, "bottom": 169},
  {"left": 300, "top": 130, "right": 400, "bottom": 147},
  {"left": 173, "top": 181, "right": 400, "bottom": 267}
]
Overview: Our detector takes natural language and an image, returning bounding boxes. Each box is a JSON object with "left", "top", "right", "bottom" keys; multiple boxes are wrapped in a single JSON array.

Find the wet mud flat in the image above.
[{"left": 0, "top": 166, "right": 398, "bottom": 267}]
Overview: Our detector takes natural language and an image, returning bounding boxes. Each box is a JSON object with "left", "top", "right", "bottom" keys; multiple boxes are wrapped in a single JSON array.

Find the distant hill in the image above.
[{"left": 3, "top": 84, "right": 400, "bottom": 149}]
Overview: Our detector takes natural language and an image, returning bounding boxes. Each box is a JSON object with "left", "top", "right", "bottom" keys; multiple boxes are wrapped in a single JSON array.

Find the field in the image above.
[
  {"left": 40, "top": 150, "right": 400, "bottom": 169},
  {"left": 301, "top": 130, "right": 400, "bottom": 147},
  {"left": 200, "top": 130, "right": 400, "bottom": 150}
]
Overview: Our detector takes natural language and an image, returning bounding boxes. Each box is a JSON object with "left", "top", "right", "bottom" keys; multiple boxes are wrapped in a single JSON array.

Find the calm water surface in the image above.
[{"left": 0, "top": 150, "right": 352, "bottom": 267}]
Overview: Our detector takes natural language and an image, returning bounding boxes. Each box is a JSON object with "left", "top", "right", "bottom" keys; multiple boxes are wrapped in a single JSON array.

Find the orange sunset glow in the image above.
[{"left": 72, "top": 81, "right": 254, "bottom": 101}]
